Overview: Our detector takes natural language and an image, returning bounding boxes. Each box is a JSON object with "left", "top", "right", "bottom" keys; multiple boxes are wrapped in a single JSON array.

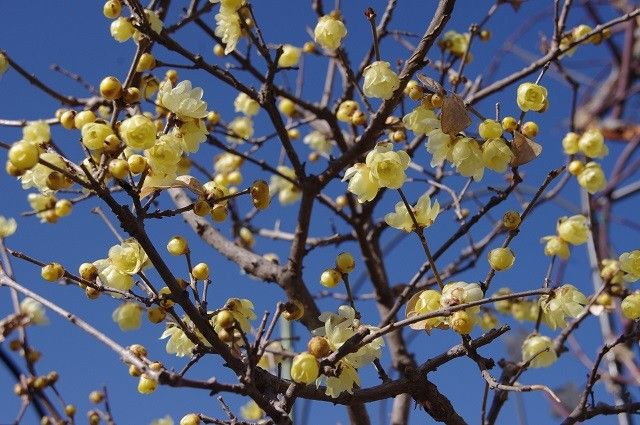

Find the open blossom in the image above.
[
  {"left": 562, "top": 132, "right": 579, "bottom": 154},
  {"left": 403, "top": 106, "right": 440, "bottom": 135},
  {"left": 161, "top": 324, "right": 196, "bottom": 357},
  {"left": 621, "top": 293, "right": 640, "bottom": 319},
  {"left": 441, "top": 282, "right": 483, "bottom": 315},
  {"left": 578, "top": 129, "right": 608, "bottom": 158},
  {"left": 314, "top": 305, "right": 384, "bottom": 369},
  {"left": 215, "top": 7, "right": 242, "bottom": 54},
  {"left": 314, "top": 15, "right": 347, "bottom": 50},
  {"left": 270, "top": 165, "right": 300, "bottom": 205},
  {"left": 20, "top": 298, "right": 48, "bottom": 325},
  {"left": 28, "top": 193, "right": 56, "bottom": 216},
  {"left": 240, "top": 400, "right": 264, "bottom": 421},
  {"left": 365, "top": 142, "right": 410, "bottom": 189},
  {"left": 363, "top": 61, "right": 400, "bottom": 100},
  {"left": 385, "top": 193, "right": 440, "bottom": 232},
  {"left": 323, "top": 361, "right": 360, "bottom": 398},
  {"left": 108, "top": 238, "right": 149, "bottom": 275},
  {"left": 133, "top": 9, "right": 163, "bottom": 43},
  {"left": 522, "top": 335, "right": 557, "bottom": 368},
  {"left": 145, "top": 134, "right": 183, "bottom": 175},
  {"left": 303, "top": 131, "right": 332, "bottom": 154},
  {"left": 23, "top": 121, "right": 51, "bottom": 144},
  {"left": 539, "top": 284, "right": 587, "bottom": 329},
  {"left": 541, "top": 235, "right": 570, "bottom": 260},
  {"left": 426, "top": 129, "right": 454, "bottom": 167},
  {"left": 234, "top": 92, "right": 260, "bottom": 116},
  {"left": 172, "top": 119, "right": 208, "bottom": 153},
  {"left": 227, "top": 116, "right": 254, "bottom": 143},
  {"left": 406, "top": 290, "right": 446, "bottom": 332},
  {"left": 20, "top": 152, "right": 67, "bottom": 193},
  {"left": 213, "top": 298, "right": 256, "bottom": 333},
  {"left": 82, "top": 123, "right": 114, "bottom": 150},
  {"left": 577, "top": 161, "right": 606, "bottom": 193},
  {"left": 119, "top": 115, "right": 157, "bottom": 150},
  {"left": 278, "top": 44, "right": 301, "bottom": 68},
  {"left": 110, "top": 17, "right": 135, "bottom": 42},
  {"left": 214, "top": 152, "right": 243, "bottom": 175},
  {"left": 620, "top": 250, "right": 640, "bottom": 282},
  {"left": 157, "top": 80, "right": 208, "bottom": 119},
  {"left": 440, "top": 30, "right": 469, "bottom": 56},
  {"left": 94, "top": 259, "right": 134, "bottom": 293},
  {"left": 451, "top": 137, "right": 484, "bottom": 181},
  {"left": 557, "top": 215, "right": 589, "bottom": 245},
  {"left": 482, "top": 138, "right": 514, "bottom": 173},
  {"left": 291, "top": 352, "right": 320, "bottom": 384},
  {"left": 342, "top": 163, "right": 378, "bottom": 203},
  {"left": 112, "top": 302, "right": 142, "bottom": 331},
  {"left": 516, "top": 82, "right": 548, "bottom": 112},
  {"left": 0, "top": 216, "right": 17, "bottom": 238}
]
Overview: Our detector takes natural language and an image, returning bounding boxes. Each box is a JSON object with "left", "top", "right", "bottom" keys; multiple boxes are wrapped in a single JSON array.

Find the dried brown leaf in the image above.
[
  {"left": 511, "top": 131, "right": 542, "bottom": 166},
  {"left": 417, "top": 74, "right": 445, "bottom": 96},
  {"left": 441, "top": 95, "right": 471, "bottom": 135}
]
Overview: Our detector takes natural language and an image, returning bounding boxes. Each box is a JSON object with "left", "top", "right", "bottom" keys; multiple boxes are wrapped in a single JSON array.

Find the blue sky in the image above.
[{"left": 1, "top": 1, "right": 638, "bottom": 424}]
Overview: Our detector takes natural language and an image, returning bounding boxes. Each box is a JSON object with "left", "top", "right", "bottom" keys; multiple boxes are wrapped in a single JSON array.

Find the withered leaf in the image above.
[
  {"left": 497, "top": 0, "right": 524, "bottom": 12},
  {"left": 511, "top": 131, "right": 542, "bottom": 166},
  {"left": 138, "top": 175, "right": 205, "bottom": 199},
  {"left": 417, "top": 74, "right": 445, "bottom": 96},
  {"left": 441, "top": 94, "right": 471, "bottom": 136},
  {"left": 0, "top": 313, "right": 30, "bottom": 342}
]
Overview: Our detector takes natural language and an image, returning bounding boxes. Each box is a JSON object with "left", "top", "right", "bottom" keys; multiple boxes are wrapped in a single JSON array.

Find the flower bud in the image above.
[
  {"left": 516, "top": 83, "right": 548, "bottom": 112},
  {"left": 562, "top": 132, "right": 579, "bottom": 155},
  {"left": 307, "top": 336, "right": 331, "bottom": 358},
  {"left": 450, "top": 311, "right": 473, "bottom": 334},
  {"left": 250, "top": 180, "right": 270, "bottom": 210},
  {"left": 501, "top": 116, "right": 517, "bottom": 132},
  {"left": 478, "top": 119, "right": 502, "bottom": 140},
  {"left": 282, "top": 299, "right": 304, "bottom": 321},
  {"left": 502, "top": 210, "right": 521, "bottom": 230},
  {"left": 191, "top": 262, "right": 209, "bottom": 280},
  {"left": 8, "top": 141, "right": 39, "bottom": 170},
  {"left": 147, "top": 306, "right": 166, "bottom": 324},
  {"left": 291, "top": 352, "right": 320, "bottom": 384},
  {"left": 557, "top": 215, "right": 589, "bottom": 245},
  {"left": 137, "top": 374, "right": 157, "bottom": 394},
  {"left": 521, "top": 121, "right": 538, "bottom": 138},
  {"left": 167, "top": 236, "right": 189, "bottom": 255},
  {"left": 313, "top": 15, "right": 347, "bottom": 50},
  {"left": 41, "top": 263, "right": 65, "bottom": 281},
  {"left": 335, "top": 252, "right": 355, "bottom": 274},
  {"left": 320, "top": 268, "right": 342, "bottom": 288},
  {"left": 89, "top": 390, "right": 104, "bottom": 404},
  {"left": 100, "top": 76, "right": 122, "bottom": 100},
  {"left": 488, "top": 247, "right": 515, "bottom": 271},
  {"left": 521, "top": 334, "right": 557, "bottom": 368},
  {"left": 180, "top": 414, "right": 201, "bottom": 425}
]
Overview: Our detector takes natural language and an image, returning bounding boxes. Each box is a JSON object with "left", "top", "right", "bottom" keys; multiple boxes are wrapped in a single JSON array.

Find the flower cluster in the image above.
[
  {"left": 342, "top": 142, "right": 410, "bottom": 203},
  {"left": 384, "top": 192, "right": 440, "bottom": 232},
  {"left": 538, "top": 284, "right": 587, "bottom": 329},
  {"left": 438, "top": 30, "right": 470, "bottom": 58},
  {"left": 619, "top": 250, "right": 640, "bottom": 282},
  {"left": 0, "top": 215, "right": 17, "bottom": 238},
  {"left": 540, "top": 215, "right": 590, "bottom": 260},
  {"left": 213, "top": 0, "right": 245, "bottom": 54},
  {"left": 563, "top": 129, "right": 608, "bottom": 193}
]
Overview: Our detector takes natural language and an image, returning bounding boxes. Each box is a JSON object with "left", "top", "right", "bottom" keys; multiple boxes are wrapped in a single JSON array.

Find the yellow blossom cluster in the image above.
[
  {"left": 540, "top": 215, "right": 590, "bottom": 260},
  {"left": 563, "top": 129, "right": 608, "bottom": 193}
]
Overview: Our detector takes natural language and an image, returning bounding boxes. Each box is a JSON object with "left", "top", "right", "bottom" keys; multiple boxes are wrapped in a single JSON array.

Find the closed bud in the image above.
[
  {"left": 100, "top": 76, "right": 122, "bottom": 100},
  {"left": 60, "top": 110, "right": 77, "bottom": 129},
  {"left": 282, "top": 299, "right": 304, "bottom": 321},
  {"left": 85, "top": 286, "right": 101, "bottom": 299},
  {"left": 147, "top": 306, "right": 166, "bottom": 324},
  {"left": 74, "top": 110, "right": 96, "bottom": 129},
  {"left": 250, "top": 180, "right": 270, "bottom": 210},
  {"left": 41, "top": 263, "right": 65, "bottom": 281},
  {"left": 129, "top": 343, "right": 147, "bottom": 357},
  {"left": 501, "top": 116, "right": 517, "bottom": 132},
  {"left": 210, "top": 204, "right": 227, "bottom": 222},
  {"left": 191, "top": 262, "right": 209, "bottom": 280},
  {"left": 291, "top": 352, "right": 320, "bottom": 384},
  {"left": 568, "top": 159, "right": 585, "bottom": 176},
  {"left": 307, "top": 336, "right": 331, "bottom": 358},
  {"left": 137, "top": 374, "right": 157, "bottom": 394},
  {"left": 180, "top": 414, "right": 201, "bottom": 425},
  {"left": 502, "top": 210, "right": 521, "bottom": 230},
  {"left": 136, "top": 53, "right": 156, "bottom": 72},
  {"left": 320, "top": 268, "right": 341, "bottom": 287},
  {"left": 521, "top": 121, "right": 538, "bottom": 138},
  {"left": 488, "top": 247, "right": 515, "bottom": 271},
  {"left": 108, "top": 158, "right": 129, "bottom": 179},
  {"left": 450, "top": 311, "right": 473, "bottom": 334},
  {"left": 64, "top": 404, "right": 76, "bottom": 417},
  {"left": 335, "top": 252, "right": 355, "bottom": 274},
  {"left": 167, "top": 236, "right": 189, "bottom": 255},
  {"left": 216, "top": 310, "right": 235, "bottom": 329},
  {"left": 192, "top": 199, "right": 210, "bottom": 217},
  {"left": 89, "top": 390, "right": 104, "bottom": 404},
  {"left": 54, "top": 199, "right": 72, "bottom": 217}
]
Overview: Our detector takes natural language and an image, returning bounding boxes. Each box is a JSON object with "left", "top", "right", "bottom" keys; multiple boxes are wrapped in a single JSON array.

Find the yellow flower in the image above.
[
  {"left": 226, "top": 116, "right": 254, "bottom": 143},
  {"left": 81, "top": 122, "right": 114, "bottom": 150},
  {"left": 406, "top": 289, "right": 445, "bottom": 332},
  {"left": 441, "top": 282, "right": 483, "bottom": 314},
  {"left": 291, "top": 352, "right": 319, "bottom": 384},
  {"left": 541, "top": 236, "right": 570, "bottom": 260},
  {"left": 620, "top": 250, "right": 640, "bottom": 282},
  {"left": 133, "top": 10, "right": 163, "bottom": 43},
  {"left": 278, "top": 44, "right": 301, "bottom": 68},
  {"left": 215, "top": 7, "right": 242, "bottom": 54},
  {"left": 578, "top": 129, "right": 608, "bottom": 158},
  {"left": 557, "top": 215, "right": 589, "bottom": 245},
  {"left": 27, "top": 193, "right": 56, "bottom": 216},
  {"left": 384, "top": 192, "right": 440, "bottom": 232},
  {"left": 314, "top": 305, "right": 383, "bottom": 368},
  {"left": 145, "top": 134, "right": 183, "bottom": 175},
  {"left": 621, "top": 292, "right": 640, "bottom": 319},
  {"left": 214, "top": 298, "right": 256, "bottom": 333},
  {"left": 402, "top": 106, "right": 440, "bottom": 135},
  {"left": 521, "top": 335, "right": 557, "bottom": 368},
  {"left": 108, "top": 238, "right": 149, "bottom": 275},
  {"left": 511, "top": 301, "right": 538, "bottom": 322},
  {"left": 487, "top": 247, "right": 515, "bottom": 271},
  {"left": 137, "top": 375, "right": 158, "bottom": 394},
  {"left": 425, "top": 129, "right": 454, "bottom": 167},
  {"left": 0, "top": 216, "right": 17, "bottom": 238},
  {"left": 440, "top": 31, "right": 469, "bottom": 56},
  {"left": 161, "top": 324, "right": 196, "bottom": 357},
  {"left": 20, "top": 152, "right": 67, "bottom": 193},
  {"left": 0, "top": 53, "right": 8, "bottom": 75},
  {"left": 342, "top": 163, "right": 379, "bottom": 203},
  {"left": 240, "top": 400, "right": 264, "bottom": 420},
  {"left": 493, "top": 288, "right": 514, "bottom": 314},
  {"left": 110, "top": 17, "right": 135, "bottom": 42},
  {"left": 481, "top": 138, "right": 513, "bottom": 173},
  {"left": 303, "top": 131, "right": 333, "bottom": 154},
  {"left": 323, "top": 361, "right": 360, "bottom": 398},
  {"left": 210, "top": 0, "right": 245, "bottom": 10},
  {"left": 479, "top": 312, "right": 498, "bottom": 331},
  {"left": 94, "top": 258, "right": 135, "bottom": 293},
  {"left": 270, "top": 166, "right": 301, "bottom": 205},
  {"left": 150, "top": 416, "right": 174, "bottom": 425},
  {"left": 577, "top": 161, "right": 606, "bottom": 194},
  {"left": 516, "top": 82, "right": 548, "bottom": 112},
  {"left": 23, "top": 121, "right": 51, "bottom": 144},
  {"left": 20, "top": 298, "right": 48, "bottom": 325},
  {"left": 539, "top": 284, "right": 587, "bottom": 329},
  {"left": 562, "top": 132, "right": 579, "bottom": 155},
  {"left": 365, "top": 142, "right": 410, "bottom": 189},
  {"left": 478, "top": 119, "right": 502, "bottom": 140},
  {"left": 336, "top": 100, "right": 359, "bottom": 122},
  {"left": 363, "top": 61, "right": 400, "bottom": 100},
  {"left": 314, "top": 15, "right": 347, "bottom": 50},
  {"left": 214, "top": 153, "right": 243, "bottom": 174},
  {"left": 600, "top": 259, "right": 624, "bottom": 285},
  {"left": 172, "top": 119, "right": 208, "bottom": 153},
  {"left": 157, "top": 80, "right": 208, "bottom": 119},
  {"left": 120, "top": 115, "right": 157, "bottom": 150},
  {"left": 451, "top": 137, "right": 484, "bottom": 181},
  {"left": 233, "top": 92, "right": 260, "bottom": 116},
  {"left": 112, "top": 302, "right": 142, "bottom": 331}
]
